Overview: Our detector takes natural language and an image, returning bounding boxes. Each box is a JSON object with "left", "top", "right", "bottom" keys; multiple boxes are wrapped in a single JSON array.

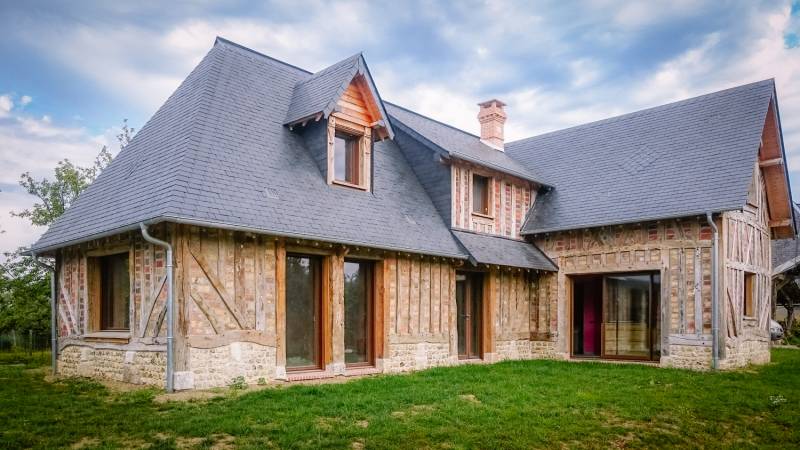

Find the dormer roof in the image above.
[{"left": 284, "top": 53, "right": 394, "bottom": 139}]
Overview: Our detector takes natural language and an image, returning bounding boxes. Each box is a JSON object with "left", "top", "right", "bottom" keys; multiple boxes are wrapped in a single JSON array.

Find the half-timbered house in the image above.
[{"left": 29, "top": 38, "right": 794, "bottom": 389}]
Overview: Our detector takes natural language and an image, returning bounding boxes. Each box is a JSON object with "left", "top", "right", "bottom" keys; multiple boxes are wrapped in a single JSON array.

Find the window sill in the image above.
[
  {"left": 83, "top": 331, "right": 131, "bottom": 343},
  {"left": 471, "top": 211, "right": 494, "bottom": 220},
  {"left": 332, "top": 179, "right": 368, "bottom": 191}
]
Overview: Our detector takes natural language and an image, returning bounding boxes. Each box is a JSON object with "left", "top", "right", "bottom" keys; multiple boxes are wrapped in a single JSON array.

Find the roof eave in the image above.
[
  {"left": 521, "top": 209, "right": 731, "bottom": 236},
  {"left": 30, "top": 215, "right": 469, "bottom": 260}
]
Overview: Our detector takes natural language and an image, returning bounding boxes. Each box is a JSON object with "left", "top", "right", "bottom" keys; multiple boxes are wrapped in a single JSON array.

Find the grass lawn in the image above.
[{"left": 1, "top": 350, "right": 799, "bottom": 449}]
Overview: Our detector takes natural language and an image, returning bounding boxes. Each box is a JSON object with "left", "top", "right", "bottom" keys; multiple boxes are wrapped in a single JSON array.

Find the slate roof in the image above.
[
  {"left": 385, "top": 103, "right": 550, "bottom": 186},
  {"left": 452, "top": 230, "right": 557, "bottom": 271},
  {"left": 30, "top": 38, "right": 464, "bottom": 258},
  {"left": 506, "top": 80, "right": 778, "bottom": 234},
  {"left": 772, "top": 204, "right": 800, "bottom": 275}
]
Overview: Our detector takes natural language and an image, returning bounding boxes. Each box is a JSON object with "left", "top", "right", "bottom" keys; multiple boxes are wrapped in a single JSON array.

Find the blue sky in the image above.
[{"left": 0, "top": 0, "right": 799, "bottom": 256}]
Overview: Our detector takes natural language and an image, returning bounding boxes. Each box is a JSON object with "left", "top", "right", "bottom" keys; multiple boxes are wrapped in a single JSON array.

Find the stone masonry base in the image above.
[{"left": 58, "top": 345, "right": 166, "bottom": 386}]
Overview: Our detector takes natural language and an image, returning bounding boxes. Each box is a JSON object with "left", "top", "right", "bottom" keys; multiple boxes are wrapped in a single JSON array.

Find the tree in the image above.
[
  {"left": 11, "top": 119, "right": 133, "bottom": 226},
  {"left": 0, "top": 119, "right": 134, "bottom": 334}
]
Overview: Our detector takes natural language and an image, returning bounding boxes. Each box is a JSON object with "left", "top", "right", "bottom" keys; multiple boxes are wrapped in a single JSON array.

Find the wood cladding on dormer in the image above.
[
  {"left": 335, "top": 76, "right": 381, "bottom": 128},
  {"left": 451, "top": 163, "right": 535, "bottom": 239}
]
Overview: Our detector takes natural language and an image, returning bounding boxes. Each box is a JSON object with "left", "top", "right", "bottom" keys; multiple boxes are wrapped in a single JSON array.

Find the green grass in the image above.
[{"left": 2, "top": 350, "right": 799, "bottom": 449}]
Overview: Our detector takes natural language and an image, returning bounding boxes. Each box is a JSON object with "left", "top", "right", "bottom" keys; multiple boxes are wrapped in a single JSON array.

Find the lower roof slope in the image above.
[
  {"left": 508, "top": 80, "right": 778, "bottom": 234},
  {"left": 32, "top": 39, "right": 465, "bottom": 259},
  {"left": 452, "top": 230, "right": 556, "bottom": 271}
]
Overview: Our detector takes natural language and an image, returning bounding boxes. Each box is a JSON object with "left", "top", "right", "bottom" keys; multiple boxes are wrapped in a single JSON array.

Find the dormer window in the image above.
[
  {"left": 472, "top": 174, "right": 491, "bottom": 216},
  {"left": 327, "top": 115, "right": 371, "bottom": 190},
  {"left": 334, "top": 131, "right": 361, "bottom": 185}
]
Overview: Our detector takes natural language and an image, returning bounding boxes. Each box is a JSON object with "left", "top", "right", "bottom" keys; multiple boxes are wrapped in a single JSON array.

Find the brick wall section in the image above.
[
  {"left": 534, "top": 218, "right": 717, "bottom": 364},
  {"left": 451, "top": 163, "right": 534, "bottom": 239},
  {"left": 720, "top": 164, "right": 772, "bottom": 368}
]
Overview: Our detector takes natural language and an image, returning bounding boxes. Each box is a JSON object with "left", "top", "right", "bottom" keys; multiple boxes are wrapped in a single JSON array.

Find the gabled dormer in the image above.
[
  {"left": 285, "top": 54, "right": 393, "bottom": 191},
  {"left": 387, "top": 101, "right": 550, "bottom": 240}
]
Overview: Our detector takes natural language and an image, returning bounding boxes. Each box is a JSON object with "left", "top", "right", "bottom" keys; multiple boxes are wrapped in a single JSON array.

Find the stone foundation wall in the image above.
[
  {"left": 383, "top": 342, "right": 454, "bottom": 372},
  {"left": 58, "top": 345, "right": 166, "bottom": 386},
  {"left": 495, "top": 339, "right": 533, "bottom": 361},
  {"left": 530, "top": 340, "right": 561, "bottom": 359},
  {"left": 721, "top": 328, "right": 770, "bottom": 369},
  {"left": 187, "top": 343, "right": 277, "bottom": 389},
  {"left": 661, "top": 345, "right": 712, "bottom": 370}
]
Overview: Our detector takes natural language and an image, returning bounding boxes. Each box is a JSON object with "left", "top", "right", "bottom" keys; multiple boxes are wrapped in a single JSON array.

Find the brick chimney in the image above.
[{"left": 477, "top": 99, "right": 507, "bottom": 151}]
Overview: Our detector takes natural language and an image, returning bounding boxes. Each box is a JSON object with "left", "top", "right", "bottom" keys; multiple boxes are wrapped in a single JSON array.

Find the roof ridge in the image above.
[
  {"left": 214, "top": 36, "right": 313, "bottom": 75},
  {"left": 508, "top": 78, "right": 775, "bottom": 146},
  {"left": 293, "top": 53, "right": 362, "bottom": 87},
  {"left": 385, "top": 101, "right": 482, "bottom": 139}
]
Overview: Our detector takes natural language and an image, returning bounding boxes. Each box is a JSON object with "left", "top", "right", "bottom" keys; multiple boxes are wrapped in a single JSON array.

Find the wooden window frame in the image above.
[
  {"left": 744, "top": 272, "right": 755, "bottom": 318},
  {"left": 87, "top": 250, "right": 131, "bottom": 333},
  {"left": 327, "top": 115, "right": 372, "bottom": 191},
  {"left": 470, "top": 173, "right": 493, "bottom": 218},
  {"left": 285, "top": 252, "right": 325, "bottom": 372},
  {"left": 343, "top": 258, "right": 375, "bottom": 368}
]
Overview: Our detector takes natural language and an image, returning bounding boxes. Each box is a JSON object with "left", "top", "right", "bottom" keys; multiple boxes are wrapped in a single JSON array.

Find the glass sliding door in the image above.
[
  {"left": 285, "top": 254, "right": 322, "bottom": 370},
  {"left": 602, "top": 273, "right": 660, "bottom": 360},
  {"left": 344, "top": 259, "right": 373, "bottom": 367}
]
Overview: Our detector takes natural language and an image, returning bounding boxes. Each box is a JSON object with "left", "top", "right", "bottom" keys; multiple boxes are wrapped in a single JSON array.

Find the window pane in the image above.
[
  {"left": 472, "top": 175, "right": 488, "bottom": 214},
  {"left": 604, "top": 274, "right": 651, "bottom": 358},
  {"left": 744, "top": 273, "right": 754, "bottom": 317},
  {"left": 334, "top": 132, "right": 359, "bottom": 184},
  {"left": 456, "top": 280, "right": 466, "bottom": 357},
  {"left": 100, "top": 253, "right": 130, "bottom": 330},
  {"left": 344, "top": 260, "right": 371, "bottom": 365},
  {"left": 286, "top": 255, "right": 320, "bottom": 369},
  {"left": 469, "top": 278, "right": 483, "bottom": 358}
]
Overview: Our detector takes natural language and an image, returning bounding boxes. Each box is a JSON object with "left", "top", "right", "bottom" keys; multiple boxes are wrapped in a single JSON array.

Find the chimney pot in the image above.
[{"left": 477, "top": 99, "right": 507, "bottom": 151}]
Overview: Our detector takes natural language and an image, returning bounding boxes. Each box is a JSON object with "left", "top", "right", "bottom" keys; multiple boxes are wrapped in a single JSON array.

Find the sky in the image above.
[{"left": 0, "top": 0, "right": 799, "bottom": 258}]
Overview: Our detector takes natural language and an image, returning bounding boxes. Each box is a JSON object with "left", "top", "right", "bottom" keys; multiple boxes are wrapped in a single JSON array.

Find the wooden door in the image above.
[{"left": 457, "top": 273, "right": 483, "bottom": 359}]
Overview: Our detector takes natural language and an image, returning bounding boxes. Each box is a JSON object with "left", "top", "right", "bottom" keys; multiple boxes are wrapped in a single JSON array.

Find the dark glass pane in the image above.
[
  {"left": 334, "top": 132, "right": 358, "bottom": 183},
  {"left": 470, "top": 278, "right": 482, "bottom": 358},
  {"left": 286, "top": 255, "right": 320, "bottom": 369},
  {"left": 101, "top": 253, "right": 130, "bottom": 330},
  {"left": 651, "top": 274, "right": 661, "bottom": 358},
  {"left": 604, "top": 274, "right": 651, "bottom": 358},
  {"left": 456, "top": 279, "right": 466, "bottom": 357},
  {"left": 344, "top": 260, "right": 371, "bottom": 365},
  {"left": 472, "top": 176, "right": 488, "bottom": 214}
]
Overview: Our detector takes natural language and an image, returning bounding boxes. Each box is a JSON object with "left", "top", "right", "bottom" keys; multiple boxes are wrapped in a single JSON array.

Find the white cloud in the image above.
[
  {"left": 0, "top": 190, "right": 47, "bottom": 258},
  {"left": 11, "top": 2, "right": 375, "bottom": 114},
  {"left": 0, "top": 108, "right": 113, "bottom": 258},
  {"left": 632, "top": 32, "right": 723, "bottom": 106},
  {"left": 19, "top": 95, "right": 31, "bottom": 106},
  {"left": 0, "top": 95, "right": 12, "bottom": 117}
]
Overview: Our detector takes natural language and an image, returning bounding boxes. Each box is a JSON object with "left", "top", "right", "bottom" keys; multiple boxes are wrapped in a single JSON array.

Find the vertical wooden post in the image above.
[
  {"left": 275, "top": 240, "right": 286, "bottom": 375},
  {"left": 172, "top": 224, "right": 188, "bottom": 371},
  {"left": 375, "top": 259, "right": 386, "bottom": 360},
  {"left": 483, "top": 270, "right": 495, "bottom": 359}
]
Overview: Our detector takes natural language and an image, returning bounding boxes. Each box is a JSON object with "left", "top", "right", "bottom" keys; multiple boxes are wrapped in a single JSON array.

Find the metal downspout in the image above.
[
  {"left": 32, "top": 253, "right": 57, "bottom": 376},
  {"left": 139, "top": 223, "right": 174, "bottom": 392},
  {"left": 706, "top": 212, "right": 720, "bottom": 370}
]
